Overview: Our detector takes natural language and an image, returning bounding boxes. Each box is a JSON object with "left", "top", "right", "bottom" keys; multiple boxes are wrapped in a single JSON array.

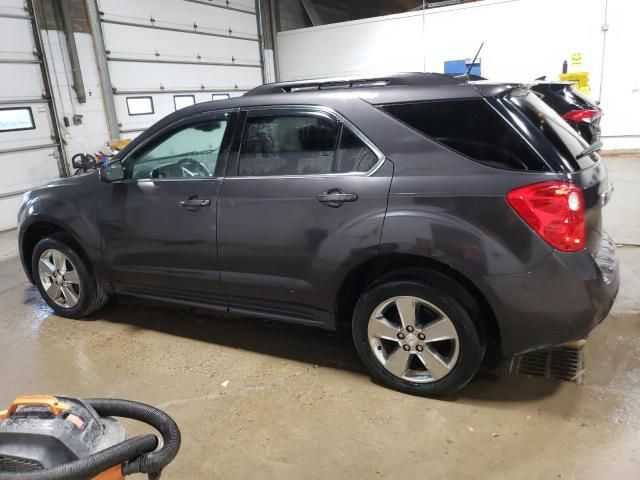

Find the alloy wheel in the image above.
[
  {"left": 367, "top": 295, "right": 460, "bottom": 383},
  {"left": 38, "top": 248, "right": 81, "bottom": 309}
]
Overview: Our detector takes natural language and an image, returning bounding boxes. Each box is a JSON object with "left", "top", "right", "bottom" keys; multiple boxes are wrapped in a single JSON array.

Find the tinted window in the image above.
[
  {"left": 382, "top": 99, "right": 548, "bottom": 171},
  {"left": 127, "top": 119, "right": 228, "bottom": 179},
  {"left": 336, "top": 128, "right": 378, "bottom": 173},
  {"left": 238, "top": 114, "right": 338, "bottom": 176},
  {"left": 509, "top": 92, "right": 594, "bottom": 169}
]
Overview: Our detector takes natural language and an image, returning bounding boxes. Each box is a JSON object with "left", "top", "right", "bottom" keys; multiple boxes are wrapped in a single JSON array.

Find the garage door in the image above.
[
  {"left": 96, "top": 0, "right": 263, "bottom": 138},
  {"left": 0, "top": 0, "right": 65, "bottom": 231}
]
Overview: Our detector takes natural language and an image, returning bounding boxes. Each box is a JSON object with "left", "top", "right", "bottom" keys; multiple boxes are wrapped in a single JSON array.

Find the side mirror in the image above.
[{"left": 98, "top": 160, "right": 125, "bottom": 183}]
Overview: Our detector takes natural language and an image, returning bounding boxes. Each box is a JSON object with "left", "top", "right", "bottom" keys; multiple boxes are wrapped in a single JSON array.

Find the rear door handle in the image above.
[
  {"left": 317, "top": 190, "right": 358, "bottom": 208},
  {"left": 179, "top": 198, "right": 211, "bottom": 208}
]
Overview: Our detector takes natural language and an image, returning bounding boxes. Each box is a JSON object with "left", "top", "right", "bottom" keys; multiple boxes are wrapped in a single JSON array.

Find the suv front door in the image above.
[
  {"left": 217, "top": 107, "right": 393, "bottom": 327},
  {"left": 99, "top": 111, "right": 237, "bottom": 306}
]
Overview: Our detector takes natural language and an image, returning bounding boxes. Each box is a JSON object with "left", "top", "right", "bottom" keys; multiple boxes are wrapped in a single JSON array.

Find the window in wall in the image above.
[
  {"left": 174, "top": 95, "right": 195, "bottom": 111},
  {"left": 212, "top": 94, "right": 230, "bottom": 101},
  {"left": 335, "top": 127, "right": 378, "bottom": 173},
  {"left": 126, "top": 96, "right": 154, "bottom": 116},
  {"left": 381, "top": 99, "right": 548, "bottom": 171},
  {"left": 127, "top": 119, "right": 228, "bottom": 179},
  {"left": 238, "top": 114, "right": 338, "bottom": 176},
  {"left": 0, "top": 107, "right": 35, "bottom": 132}
]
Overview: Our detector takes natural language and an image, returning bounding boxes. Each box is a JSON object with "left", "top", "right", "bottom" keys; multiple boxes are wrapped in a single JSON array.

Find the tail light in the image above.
[
  {"left": 507, "top": 181, "right": 586, "bottom": 252},
  {"left": 562, "top": 109, "right": 601, "bottom": 123}
]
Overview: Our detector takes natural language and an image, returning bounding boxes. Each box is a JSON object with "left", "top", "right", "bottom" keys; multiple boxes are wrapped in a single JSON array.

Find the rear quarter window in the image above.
[{"left": 381, "top": 99, "right": 549, "bottom": 172}]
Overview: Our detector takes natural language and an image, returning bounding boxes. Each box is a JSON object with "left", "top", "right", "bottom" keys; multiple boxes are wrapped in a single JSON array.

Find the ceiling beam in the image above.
[{"left": 300, "top": 0, "right": 322, "bottom": 26}]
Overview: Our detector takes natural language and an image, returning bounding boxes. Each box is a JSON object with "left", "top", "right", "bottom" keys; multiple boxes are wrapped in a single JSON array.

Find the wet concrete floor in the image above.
[{"left": 1, "top": 155, "right": 639, "bottom": 479}]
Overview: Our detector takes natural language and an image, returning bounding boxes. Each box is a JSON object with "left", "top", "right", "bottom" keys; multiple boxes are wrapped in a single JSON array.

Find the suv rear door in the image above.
[
  {"left": 217, "top": 107, "right": 392, "bottom": 326},
  {"left": 498, "top": 90, "right": 609, "bottom": 255}
]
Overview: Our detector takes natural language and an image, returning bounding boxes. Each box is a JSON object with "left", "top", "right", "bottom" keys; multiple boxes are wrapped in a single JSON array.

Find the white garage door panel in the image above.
[
  {"left": 0, "top": 1, "right": 63, "bottom": 230},
  {"left": 98, "top": 0, "right": 257, "bottom": 39},
  {"left": 116, "top": 91, "right": 237, "bottom": 135},
  {"left": 109, "top": 62, "right": 262, "bottom": 92},
  {"left": 0, "top": 103, "right": 54, "bottom": 150},
  {"left": 0, "top": 17, "right": 36, "bottom": 61},
  {"left": 102, "top": 23, "right": 260, "bottom": 65},
  {"left": 98, "top": 0, "right": 263, "bottom": 138},
  {"left": 0, "top": 196, "right": 24, "bottom": 232},
  {"left": 0, "top": 147, "right": 59, "bottom": 195},
  {"left": 0, "top": 0, "right": 26, "bottom": 15},
  {"left": 0, "top": 63, "right": 44, "bottom": 100},
  {"left": 114, "top": 92, "right": 243, "bottom": 132}
]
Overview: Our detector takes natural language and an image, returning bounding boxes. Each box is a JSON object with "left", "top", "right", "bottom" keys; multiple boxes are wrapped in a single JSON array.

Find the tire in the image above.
[
  {"left": 352, "top": 279, "right": 484, "bottom": 396},
  {"left": 31, "top": 235, "right": 108, "bottom": 319}
]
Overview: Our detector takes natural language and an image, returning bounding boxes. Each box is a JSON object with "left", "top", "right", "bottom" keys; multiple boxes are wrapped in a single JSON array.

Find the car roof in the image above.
[
  {"left": 175, "top": 73, "right": 522, "bottom": 114},
  {"left": 117, "top": 73, "right": 527, "bottom": 158}
]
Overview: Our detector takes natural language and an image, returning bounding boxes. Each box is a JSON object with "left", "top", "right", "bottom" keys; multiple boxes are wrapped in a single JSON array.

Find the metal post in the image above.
[
  {"left": 26, "top": 0, "right": 69, "bottom": 177},
  {"left": 268, "top": 0, "right": 281, "bottom": 81},
  {"left": 55, "top": 0, "right": 86, "bottom": 103},
  {"left": 86, "top": 0, "right": 120, "bottom": 139},
  {"left": 598, "top": 0, "right": 609, "bottom": 104},
  {"left": 255, "top": 0, "right": 266, "bottom": 84}
]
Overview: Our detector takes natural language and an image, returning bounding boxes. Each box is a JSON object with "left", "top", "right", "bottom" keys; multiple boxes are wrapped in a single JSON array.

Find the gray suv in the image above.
[{"left": 18, "top": 73, "right": 619, "bottom": 396}]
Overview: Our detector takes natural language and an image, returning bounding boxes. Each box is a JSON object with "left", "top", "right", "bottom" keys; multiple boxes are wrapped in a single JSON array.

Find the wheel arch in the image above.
[
  {"left": 21, "top": 219, "right": 93, "bottom": 283},
  {"left": 335, "top": 253, "right": 502, "bottom": 362}
]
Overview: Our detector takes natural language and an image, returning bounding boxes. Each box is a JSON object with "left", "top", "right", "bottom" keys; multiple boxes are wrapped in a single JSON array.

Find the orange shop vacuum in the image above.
[{"left": 0, "top": 395, "right": 180, "bottom": 479}]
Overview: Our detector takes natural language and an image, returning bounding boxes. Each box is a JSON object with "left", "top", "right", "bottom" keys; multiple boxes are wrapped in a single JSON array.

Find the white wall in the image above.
[{"left": 277, "top": 0, "right": 640, "bottom": 149}]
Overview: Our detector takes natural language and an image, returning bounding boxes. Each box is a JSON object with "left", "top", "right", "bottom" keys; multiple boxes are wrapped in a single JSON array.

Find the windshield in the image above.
[{"left": 508, "top": 91, "right": 597, "bottom": 170}]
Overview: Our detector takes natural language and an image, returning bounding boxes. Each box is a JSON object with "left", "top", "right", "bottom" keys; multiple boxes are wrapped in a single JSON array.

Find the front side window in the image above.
[
  {"left": 127, "top": 119, "right": 228, "bottom": 179},
  {"left": 382, "top": 99, "right": 548, "bottom": 171},
  {"left": 238, "top": 114, "right": 338, "bottom": 176}
]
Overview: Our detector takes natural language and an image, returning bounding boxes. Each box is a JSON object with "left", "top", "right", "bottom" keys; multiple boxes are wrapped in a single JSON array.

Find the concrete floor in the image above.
[{"left": 1, "top": 155, "right": 639, "bottom": 479}]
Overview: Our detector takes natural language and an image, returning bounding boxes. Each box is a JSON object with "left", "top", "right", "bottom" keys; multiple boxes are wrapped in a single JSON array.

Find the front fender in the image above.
[{"left": 18, "top": 175, "right": 103, "bottom": 282}]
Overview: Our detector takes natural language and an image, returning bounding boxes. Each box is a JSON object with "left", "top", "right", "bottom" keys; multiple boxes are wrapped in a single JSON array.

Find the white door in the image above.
[
  {"left": 97, "top": 0, "right": 263, "bottom": 138},
  {"left": 0, "top": 0, "right": 64, "bottom": 231}
]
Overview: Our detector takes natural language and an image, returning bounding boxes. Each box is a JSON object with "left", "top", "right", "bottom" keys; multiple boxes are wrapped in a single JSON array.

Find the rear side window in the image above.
[
  {"left": 237, "top": 113, "right": 379, "bottom": 176},
  {"left": 509, "top": 92, "right": 594, "bottom": 170},
  {"left": 335, "top": 128, "right": 378, "bottom": 173},
  {"left": 239, "top": 115, "right": 338, "bottom": 176},
  {"left": 382, "top": 99, "right": 549, "bottom": 171}
]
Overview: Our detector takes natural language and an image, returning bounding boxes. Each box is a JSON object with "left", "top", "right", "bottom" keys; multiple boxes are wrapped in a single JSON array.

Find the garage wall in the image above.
[
  {"left": 97, "top": 0, "right": 264, "bottom": 138},
  {"left": 276, "top": 0, "right": 640, "bottom": 149}
]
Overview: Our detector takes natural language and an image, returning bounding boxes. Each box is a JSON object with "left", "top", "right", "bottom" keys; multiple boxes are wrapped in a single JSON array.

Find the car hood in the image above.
[{"left": 36, "top": 171, "right": 100, "bottom": 190}]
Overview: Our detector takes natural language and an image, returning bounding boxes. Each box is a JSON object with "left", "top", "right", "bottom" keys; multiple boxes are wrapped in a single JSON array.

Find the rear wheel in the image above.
[
  {"left": 32, "top": 236, "right": 108, "bottom": 318},
  {"left": 352, "top": 280, "right": 484, "bottom": 396}
]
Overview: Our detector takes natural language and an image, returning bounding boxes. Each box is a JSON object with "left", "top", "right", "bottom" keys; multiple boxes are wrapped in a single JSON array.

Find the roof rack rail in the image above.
[{"left": 245, "top": 72, "right": 461, "bottom": 96}]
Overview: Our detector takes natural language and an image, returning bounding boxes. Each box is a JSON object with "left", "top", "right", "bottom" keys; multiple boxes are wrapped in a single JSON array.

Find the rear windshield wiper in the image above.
[{"left": 575, "top": 140, "right": 603, "bottom": 160}]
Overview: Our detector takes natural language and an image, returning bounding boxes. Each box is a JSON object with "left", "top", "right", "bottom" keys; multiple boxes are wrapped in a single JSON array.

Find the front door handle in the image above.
[
  {"left": 317, "top": 190, "right": 358, "bottom": 208},
  {"left": 179, "top": 198, "right": 211, "bottom": 208}
]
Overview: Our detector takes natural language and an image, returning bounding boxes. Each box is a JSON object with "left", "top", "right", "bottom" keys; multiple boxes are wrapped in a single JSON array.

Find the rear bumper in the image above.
[{"left": 484, "top": 232, "right": 619, "bottom": 356}]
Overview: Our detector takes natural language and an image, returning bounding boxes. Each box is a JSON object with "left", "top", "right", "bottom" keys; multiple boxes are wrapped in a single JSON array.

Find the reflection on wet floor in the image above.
[{"left": 2, "top": 253, "right": 640, "bottom": 479}]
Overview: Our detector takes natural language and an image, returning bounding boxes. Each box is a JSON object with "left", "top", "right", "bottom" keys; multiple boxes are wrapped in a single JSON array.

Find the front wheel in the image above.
[
  {"left": 352, "top": 280, "right": 484, "bottom": 396},
  {"left": 32, "top": 236, "right": 108, "bottom": 319}
]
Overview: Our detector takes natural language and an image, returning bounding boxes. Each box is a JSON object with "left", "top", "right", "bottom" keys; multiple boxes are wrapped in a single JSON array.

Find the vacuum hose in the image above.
[
  {"left": 87, "top": 398, "right": 181, "bottom": 477},
  {"left": 0, "top": 398, "right": 180, "bottom": 480}
]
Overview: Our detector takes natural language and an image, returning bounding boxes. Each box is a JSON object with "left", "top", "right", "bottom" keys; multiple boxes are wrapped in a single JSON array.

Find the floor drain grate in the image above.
[{"left": 515, "top": 345, "right": 584, "bottom": 383}]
